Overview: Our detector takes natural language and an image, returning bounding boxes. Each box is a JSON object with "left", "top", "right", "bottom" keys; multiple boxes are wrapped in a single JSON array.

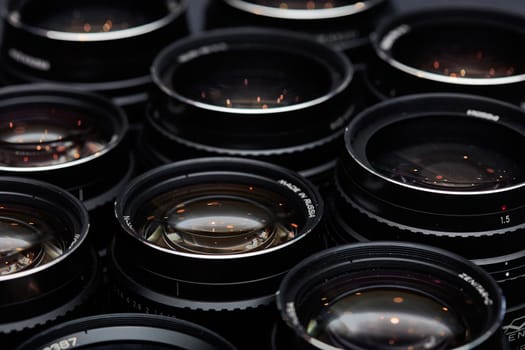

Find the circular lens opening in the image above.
[
  {"left": 0, "top": 204, "right": 67, "bottom": 276},
  {"left": 306, "top": 287, "right": 469, "bottom": 349},
  {"left": 278, "top": 243, "right": 505, "bottom": 350},
  {"left": 0, "top": 195, "right": 77, "bottom": 277},
  {"left": 365, "top": 115, "right": 525, "bottom": 191},
  {"left": 0, "top": 103, "right": 114, "bottom": 169},
  {"left": 17, "top": 0, "right": 176, "bottom": 33},
  {"left": 135, "top": 182, "right": 304, "bottom": 255},
  {"left": 238, "top": 0, "right": 367, "bottom": 10},
  {"left": 171, "top": 49, "right": 334, "bottom": 110},
  {"left": 376, "top": 11, "right": 525, "bottom": 85}
]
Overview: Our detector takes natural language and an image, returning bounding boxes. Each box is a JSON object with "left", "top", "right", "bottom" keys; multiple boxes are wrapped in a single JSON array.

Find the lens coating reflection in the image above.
[
  {"left": 0, "top": 203, "right": 68, "bottom": 276},
  {"left": 171, "top": 50, "right": 333, "bottom": 109},
  {"left": 82, "top": 344, "right": 181, "bottom": 350},
  {"left": 366, "top": 116, "right": 525, "bottom": 191},
  {"left": 0, "top": 104, "right": 109, "bottom": 168},
  {"left": 19, "top": 0, "right": 173, "bottom": 33},
  {"left": 390, "top": 25, "right": 525, "bottom": 79},
  {"left": 135, "top": 183, "right": 303, "bottom": 254},
  {"left": 307, "top": 288, "right": 468, "bottom": 349},
  {"left": 243, "top": 0, "right": 360, "bottom": 9}
]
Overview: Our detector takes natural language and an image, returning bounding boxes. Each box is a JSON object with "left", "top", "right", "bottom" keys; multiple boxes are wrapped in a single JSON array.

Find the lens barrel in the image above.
[
  {"left": 329, "top": 93, "right": 525, "bottom": 349},
  {"left": 365, "top": 8, "right": 525, "bottom": 107},
  {"left": 0, "top": 177, "right": 97, "bottom": 343},
  {"left": 0, "top": 0, "right": 188, "bottom": 118},
  {"left": 110, "top": 157, "right": 323, "bottom": 348},
  {"left": 15, "top": 313, "right": 237, "bottom": 350},
  {"left": 142, "top": 28, "right": 356, "bottom": 184},
  {"left": 273, "top": 242, "right": 508, "bottom": 350},
  {"left": 0, "top": 84, "right": 133, "bottom": 212}
]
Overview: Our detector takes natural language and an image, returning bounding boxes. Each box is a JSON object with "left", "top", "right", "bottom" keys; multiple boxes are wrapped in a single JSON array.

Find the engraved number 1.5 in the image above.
[{"left": 500, "top": 215, "right": 511, "bottom": 225}]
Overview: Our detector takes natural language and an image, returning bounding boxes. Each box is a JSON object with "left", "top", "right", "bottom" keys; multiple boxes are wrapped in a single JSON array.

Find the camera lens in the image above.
[
  {"left": 273, "top": 242, "right": 508, "bottom": 349},
  {"left": 110, "top": 157, "right": 323, "bottom": 347},
  {"left": 366, "top": 9, "right": 525, "bottom": 106},
  {"left": 1, "top": 0, "right": 188, "bottom": 118},
  {"left": 205, "top": 0, "right": 388, "bottom": 61},
  {"left": 143, "top": 28, "right": 355, "bottom": 184},
  {"left": 0, "top": 84, "right": 133, "bottom": 212},
  {"left": 334, "top": 93, "right": 525, "bottom": 237},
  {"left": 0, "top": 177, "right": 97, "bottom": 339},
  {"left": 328, "top": 93, "right": 525, "bottom": 349},
  {"left": 15, "top": 313, "right": 237, "bottom": 350}
]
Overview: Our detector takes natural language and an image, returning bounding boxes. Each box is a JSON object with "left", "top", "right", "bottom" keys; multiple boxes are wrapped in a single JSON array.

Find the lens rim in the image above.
[
  {"left": 372, "top": 7, "right": 525, "bottom": 87},
  {"left": 345, "top": 93, "right": 525, "bottom": 196},
  {"left": 222, "top": 0, "right": 385, "bottom": 20},
  {"left": 276, "top": 242, "right": 506, "bottom": 350},
  {"left": 0, "top": 83, "right": 129, "bottom": 173},
  {"left": 6, "top": 0, "right": 187, "bottom": 42},
  {"left": 151, "top": 27, "right": 352, "bottom": 115},
  {"left": 15, "top": 313, "right": 237, "bottom": 350},
  {"left": 115, "top": 157, "right": 323, "bottom": 260},
  {"left": 0, "top": 176, "right": 89, "bottom": 282}
]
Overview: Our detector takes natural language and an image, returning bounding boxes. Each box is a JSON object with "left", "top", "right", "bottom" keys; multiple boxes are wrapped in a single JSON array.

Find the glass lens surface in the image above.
[
  {"left": 0, "top": 203, "right": 70, "bottom": 276},
  {"left": 306, "top": 288, "right": 469, "bottom": 349},
  {"left": 135, "top": 183, "right": 304, "bottom": 254},
  {"left": 0, "top": 104, "right": 110, "bottom": 168},
  {"left": 241, "top": 0, "right": 364, "bottom": 9},
  {"left": 19, "top": 0, "right": 173, "bottom": 33},
  {"left": 171, "top": 49, "right": 334, "bottom": 109},
  {"left": 366, "top": 116, "right": 525, "bottom": 191},
  {"left": 391, "top": 25, "right": 525, "bottom": 79},
  {"left": 82, "top": 344, "right": 181, "bottom": 350}
]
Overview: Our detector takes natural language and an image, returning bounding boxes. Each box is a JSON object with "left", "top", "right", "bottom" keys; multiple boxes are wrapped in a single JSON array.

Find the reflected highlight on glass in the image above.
[
  {"left": 366, "top": 116, "right": 525, "bottom": 191},
  {"left": 0, "top": 203, "right": 67, "bottom": 276},
  {"left": 136, "top": 183, "right": 302, "bottom": 254},
  {"left": 390, "top": 26, "right": 525, "bottom": 80},
  {"left": 0, "top": 105, "right": 109, "bottom": 168},
  {"left": 172, "top": 50, "right": 333, "bottom": 110},
  {"left": 307, "top": 288, "right": 468, "bottom": 349},
  {"left": 17, "top": 0, "right": 176, "bottom": 33}
]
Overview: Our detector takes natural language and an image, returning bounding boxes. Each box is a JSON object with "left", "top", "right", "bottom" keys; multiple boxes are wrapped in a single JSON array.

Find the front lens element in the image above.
[
  {"left": 307, "top": 288, "right": 468, "bottom": 349},
  {"left": 18, "top": 0, "right": 174, "bottom": 33},
  {"left": 391, "top": 25, "right": 525, "bottom": 80},
  {"left": 0, "top": 104, "right": 109, "bottom": 168},
  {"left": 242, "top": 0, "right": 361, "bottom": 9},
  {"left": 366, "top": 116, "right": 525, "bottom": 191},
  {"left": 136, "top": 183, "right": 302, "bottom": 254},
  {"left": 172, "top": 49, "right": 333, "bottom": 110},
  {"left": 0, "top": 203, "right": 69, "bottom": 276}
]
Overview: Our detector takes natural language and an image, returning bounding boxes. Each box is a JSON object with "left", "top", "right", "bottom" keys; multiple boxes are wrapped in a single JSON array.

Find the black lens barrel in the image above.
[
  {"left": 1, "top": 0, "right": 189, "bottom": 113},
  {"left": 141, "top": 28, "right": 356, "bottom": 181},
  {"left": 15, "top": 313, "right": 237, "bottom": 350},
  {"left": 112, "top": 157, "right": 323, "bottom": 311},
  {"left": 0, "top": 83, "right": 133, "bottom": 211},
  {"left": 337, "top": 93, "right": 525, "bottom": 235},
  {"left": 274, "top": 242, "right": 508, "bottom": 350},
  {"left": 0, "top": 177, "right": 97, "bottom": 335},
  {"left": 366, "top": 8, "right": 525, "bottom": 106}
]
